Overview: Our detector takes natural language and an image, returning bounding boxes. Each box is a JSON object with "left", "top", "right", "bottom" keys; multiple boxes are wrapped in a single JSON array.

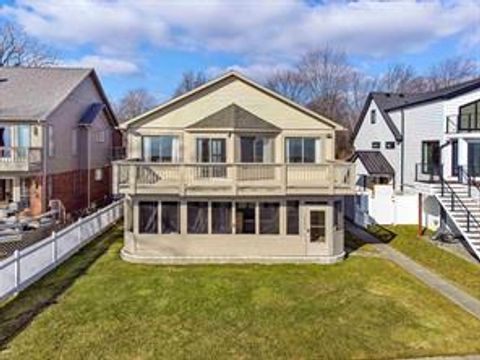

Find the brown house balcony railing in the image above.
[
  {"left": 113, "top": 161, "right": 355, "bottom": 196},
  {"left": 446, "top": 114, "right": 480, "bottom": 134},
  {"left": 0, "top": 147, "right": 43, "bottom": 172}
]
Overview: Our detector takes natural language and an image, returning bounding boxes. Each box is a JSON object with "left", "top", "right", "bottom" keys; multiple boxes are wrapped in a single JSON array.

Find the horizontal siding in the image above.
[{"left": 354, "top": 100, "right": 400, "bottom": 186}]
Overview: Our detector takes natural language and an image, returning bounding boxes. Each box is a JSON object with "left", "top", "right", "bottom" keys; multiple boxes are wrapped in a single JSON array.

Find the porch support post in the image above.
[{"left": 417, "top": 193, "right": 423, "bottom": 238}]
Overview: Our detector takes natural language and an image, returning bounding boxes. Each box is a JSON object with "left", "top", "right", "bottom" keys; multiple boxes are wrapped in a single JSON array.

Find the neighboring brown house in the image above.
[{"left": 0, "top": 67, "right": 120, "bottom": 216}]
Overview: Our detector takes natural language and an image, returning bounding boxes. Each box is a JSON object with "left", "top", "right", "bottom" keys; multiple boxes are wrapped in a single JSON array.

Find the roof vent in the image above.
[
  {"left": 399, "top": 93, "right": 405, "bottom": 98},
  {"left": 385, "top": 93, "right": 391, "bottom": 97},
  {"left": 0, "top": 78, "right": 7, "bottom": 83}
]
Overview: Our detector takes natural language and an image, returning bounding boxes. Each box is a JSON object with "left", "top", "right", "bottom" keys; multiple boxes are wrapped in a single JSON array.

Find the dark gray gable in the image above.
[{"left": 187, "top": 103, "right": 280, "bottom": 131}]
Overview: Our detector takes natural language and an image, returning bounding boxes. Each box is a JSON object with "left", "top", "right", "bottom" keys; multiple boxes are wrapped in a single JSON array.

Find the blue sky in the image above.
[{"left": 1, "top": 0, "right": 479, "bottom": 103}]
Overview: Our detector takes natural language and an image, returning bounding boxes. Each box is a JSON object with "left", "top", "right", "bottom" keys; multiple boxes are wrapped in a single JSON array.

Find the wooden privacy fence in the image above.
[{"left": 0, "top": 200, "right": 123, "bottom": 302}]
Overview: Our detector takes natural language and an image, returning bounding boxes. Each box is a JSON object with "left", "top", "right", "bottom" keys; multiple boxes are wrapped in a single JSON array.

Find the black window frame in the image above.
[
  {"left": 138, "top": 201, "right": 158, "bottom": 234},
  {"left": 421, "top": 140, "right": 441, "bottom": 175},
  {"left": 371, "top": 141, "right": 381, "bottom": 149},
  {"left": 385, "top": 141, "right": 395, "bottom": 149},
  {"left": 259, "top": 202, "right": 280, "bottom": 235},
  {"left": 370, "top": 109, "right": 376, "bottom": 124},
  {"left": 459, "top": 100, "right": 480, "bottom": 132}
]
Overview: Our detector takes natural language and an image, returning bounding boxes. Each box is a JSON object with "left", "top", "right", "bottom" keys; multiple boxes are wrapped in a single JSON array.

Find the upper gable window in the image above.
[
  {"left": 370, "top": 109, "right": 376, "bottom": 124},
  {"left": 143, "top": 136, "right": 179, "bottom": 163}
]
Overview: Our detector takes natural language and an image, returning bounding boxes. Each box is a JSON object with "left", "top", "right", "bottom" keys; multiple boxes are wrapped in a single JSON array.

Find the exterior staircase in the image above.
[{"left": 432, "top": 181, "right": 480, "bottom": 260}]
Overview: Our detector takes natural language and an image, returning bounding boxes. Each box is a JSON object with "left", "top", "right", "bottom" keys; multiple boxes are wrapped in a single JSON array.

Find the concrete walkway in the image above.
[{"left": 346, "top": 223, "right": 480, "bottom": 321}]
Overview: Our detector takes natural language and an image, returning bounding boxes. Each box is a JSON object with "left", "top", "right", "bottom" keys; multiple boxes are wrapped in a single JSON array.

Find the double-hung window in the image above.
[
  {"left": 142, "top": 136, "right": 179, "bottom": 162},
  {"left": 285, "top": 137, "right": 319, "bottom": 163}
]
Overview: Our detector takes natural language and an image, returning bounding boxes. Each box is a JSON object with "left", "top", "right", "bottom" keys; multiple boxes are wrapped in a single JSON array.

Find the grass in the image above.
[
  {"left": 1, "top": 227, "right": 480, "bottom": 359},
  {"left": 368, "top": 224, "right": 480, "bottom": 300}
]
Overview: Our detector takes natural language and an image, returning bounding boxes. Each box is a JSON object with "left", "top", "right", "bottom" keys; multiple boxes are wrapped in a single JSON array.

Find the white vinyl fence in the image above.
[{"left": 0, "top": 200, "right": 123, "bottom": 302}]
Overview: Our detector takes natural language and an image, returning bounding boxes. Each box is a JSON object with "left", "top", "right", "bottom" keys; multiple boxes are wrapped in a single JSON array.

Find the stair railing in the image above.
[
  {"left": 457, "top": 165, "right": 480, "bottom": 199},
  {"left": 440, "top": 166, "right": 480, "bottom": 233}
]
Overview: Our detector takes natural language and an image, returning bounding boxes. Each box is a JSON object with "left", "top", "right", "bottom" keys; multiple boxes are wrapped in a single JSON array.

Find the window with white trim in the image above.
[
  {"left": 96, "top": 130, "right": 105, "bottom": 143},
  {"left": 285, "top": 137, "right": 321, "bottom": 163},
  {"left": 95, "top": 168, "right": 103, "bottom": 181}
]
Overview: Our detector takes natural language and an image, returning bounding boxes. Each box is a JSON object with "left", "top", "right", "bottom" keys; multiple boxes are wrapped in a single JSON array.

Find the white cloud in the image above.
[
  {"left": 62, "top": 55, "right": 140, "bottom": 76},
  {"left": 2, "top": 0, "right": 479, "bottom": 60},
  {"left": 207, "top": 63, "right": 293, "bottom": 82}
]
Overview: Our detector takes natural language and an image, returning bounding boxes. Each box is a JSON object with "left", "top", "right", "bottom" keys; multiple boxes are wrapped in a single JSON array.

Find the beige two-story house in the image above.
[{"left": 114, "top": 71, "right": 355, "bottom": 264}]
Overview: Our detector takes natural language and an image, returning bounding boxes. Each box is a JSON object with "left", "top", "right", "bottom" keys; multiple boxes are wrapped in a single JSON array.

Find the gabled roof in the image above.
[
  {"left": 187, "top": 104, "right": 280, "bottom": 131},
  {"left": 352, "top": 151, "right": 395, "bottom": 176},
  {"left": 121, "top": 71, "right": 344, "bottom": 130},
  {"left": 386, "top": 77, "right": 480, "bottom": 111},
  {"left": 353, "top": 76, "right": 480, "bottom": 142},
  {"left": 0, "top": 67, "right": 118, "bottom": 126}
]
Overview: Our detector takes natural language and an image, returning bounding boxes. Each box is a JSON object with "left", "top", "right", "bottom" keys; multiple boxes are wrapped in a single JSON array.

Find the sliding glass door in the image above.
[
  {"left": 0, "top": 125, "right": 11, "bottom": 158},
  {"left": 421, "top": 141, "right": 441, "bottom": 175},
  {"left": 196, "top": 138, "right": 226, "bottom": 178}
]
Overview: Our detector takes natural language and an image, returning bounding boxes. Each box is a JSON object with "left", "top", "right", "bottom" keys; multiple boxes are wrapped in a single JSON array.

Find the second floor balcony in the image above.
[
  {"left": 0, "top": 147, "right": 43, "bottom": 173},
  {"left": 113, "top": 161, "right": 355, "bottom": 196},
  {"left": 446, "top": 114, "right": 480, "bottom": 134}
]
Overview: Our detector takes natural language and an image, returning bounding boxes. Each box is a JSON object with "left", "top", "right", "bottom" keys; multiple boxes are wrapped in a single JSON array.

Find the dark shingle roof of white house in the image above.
[
  {"left": 0, "top": 67, "right": 105, "bottom": 121},
  {"left": 353, "top": 76, "right": 480, "bottom": 142}
]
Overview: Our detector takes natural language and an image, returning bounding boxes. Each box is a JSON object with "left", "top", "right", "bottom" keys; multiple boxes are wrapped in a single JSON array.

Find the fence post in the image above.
[
  {"left": 77, "top": 217, "right": 83, "bottom": 244},
  {"left": 51, "top": 231, "right": 57, "bottom": 264},
  {"left": 13, "top": 250, "right": 20, "bottom": 294}
]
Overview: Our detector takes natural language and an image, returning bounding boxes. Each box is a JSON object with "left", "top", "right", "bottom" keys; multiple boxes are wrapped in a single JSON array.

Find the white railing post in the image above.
[
  {"left": 51, "top": 231, "right": 57, "bottom": 264},
  {"left": 13, "top": 250, "right": 20, "bottom": 294},
  {"left": 77, "top": 217, "right": 83, "bottom": 244}
]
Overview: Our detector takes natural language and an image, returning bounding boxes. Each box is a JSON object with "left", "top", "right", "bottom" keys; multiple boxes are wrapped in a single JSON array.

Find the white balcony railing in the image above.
[
  {"left": 114, "top": 161, "right": 355, "bottom": 195},
  {"left": 0, "top": 147, "right": 43, "bottom": 172}
]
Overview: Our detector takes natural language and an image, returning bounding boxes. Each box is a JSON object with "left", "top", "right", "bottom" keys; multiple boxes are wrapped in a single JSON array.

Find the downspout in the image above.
[
  {"left": 40, "top": 121, "right": 48, "bottom": 213},
  {"left": 400, "top": 109, "right": 405, "bottom": 193},
  {"left": 87, "top": 128, "right": 91, "bottom": 209}
]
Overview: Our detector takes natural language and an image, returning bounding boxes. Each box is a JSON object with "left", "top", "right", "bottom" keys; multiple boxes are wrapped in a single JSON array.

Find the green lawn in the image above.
[
  {"left": 369, "top": 224, "right": 480, "bottom": 300},
  {"left": 2, "top": 227, "right": 480, "bottom": 359}
]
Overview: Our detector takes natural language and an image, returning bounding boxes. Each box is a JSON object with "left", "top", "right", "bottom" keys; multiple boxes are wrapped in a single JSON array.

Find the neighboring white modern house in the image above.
[
  {"left": 351, "top": 77, "right": 480, "bottom": 259},
  {"left": 113, "top": 71, "right": 355, "bottom": 264}
]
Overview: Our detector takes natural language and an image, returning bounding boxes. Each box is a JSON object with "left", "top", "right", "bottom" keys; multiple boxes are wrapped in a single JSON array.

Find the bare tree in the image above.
[
  {"left": 377, "top": 64, "right": 427, "bottom": 93},
  {"left": 115, "top": 89, "right": 156, "bottom": 122},
  {"left": 0, "top": 22, "right": 56, "bottom": 67},
  {"left": 265, "top": 69, "right": 307, "bottom": 104},
  {"left": 427, "top": 57, "right": 478, "bottom": 90},
  {"left": 173, "top": 71, "right": 208, "bottom": 97}
]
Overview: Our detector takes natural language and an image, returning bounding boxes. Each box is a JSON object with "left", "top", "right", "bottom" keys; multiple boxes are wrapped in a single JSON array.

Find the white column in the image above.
[{"left": 458, "top": 138, "right": 469, "bottom": 169}]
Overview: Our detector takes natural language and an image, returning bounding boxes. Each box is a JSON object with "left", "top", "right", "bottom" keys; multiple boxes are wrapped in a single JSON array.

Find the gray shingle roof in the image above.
[
  {"left": 187, "top": 103, "right": 280, "bottom": 131},
  {"left": 353, "top": 151, "right": 395, "bottom": 176},
  {"left": 0, "top": 67, "right": 92, "bottom": 120}
]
